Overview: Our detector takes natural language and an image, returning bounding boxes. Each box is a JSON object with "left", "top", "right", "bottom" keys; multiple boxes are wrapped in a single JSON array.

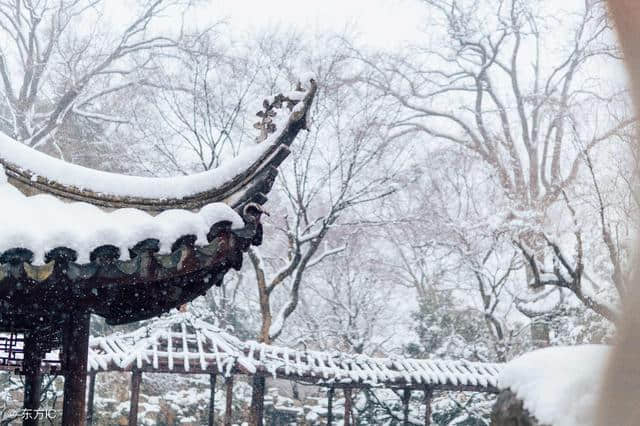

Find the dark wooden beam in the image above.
[
  {"left": 61, "top": 312, "right": 90, "bottom": 426},
  {"left": 86, "top": 372, "right": 97, "bottom": 426},
  {"left": 62, "top": 361, "right": 499, "bottom": 395},
  {"left": 128, "top": 370, "right": 142, "bottom": 426},
  {"left": 22, "top": 333, "right": 42, "bottom": 426},
  {"left": 423, "top": 388, "right": 433, "bottom": 426},
  {"left": 249, "top": 375, "right": 265, "bottom": 426},
  {"left": 402, "top": 389, "right": 411, "bottom": 426},
  {"left": 208, "top": 374, "right": 216, "bottom": 426},
  {"left": 344, "top": 388, "right": 352, "bottom": 426},
  {"left": 224, "top": 377, "right": 234, "bottom": 426},
  {"left": 0, "top": 222, "right": 257, "bottom": 328},
  {"left": 327, "top": 387, "right": 334, "bottom": 426}
]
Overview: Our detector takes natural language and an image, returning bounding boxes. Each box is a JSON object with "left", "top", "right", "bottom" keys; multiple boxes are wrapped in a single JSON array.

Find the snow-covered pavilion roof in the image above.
[
  {"left": 0, "top": 174, "right": 244, "bottom": 265},
  {"left": 0, "top": 79, "right": 317, "bottom": 331},
  {"left": 86, "top": 313, "right": 502, "bottom": 392}
]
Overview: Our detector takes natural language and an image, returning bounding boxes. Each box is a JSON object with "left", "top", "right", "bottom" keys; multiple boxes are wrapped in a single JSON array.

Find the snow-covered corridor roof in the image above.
[{"left": 86, "top": 313, "right": 502, "bottom": 392}]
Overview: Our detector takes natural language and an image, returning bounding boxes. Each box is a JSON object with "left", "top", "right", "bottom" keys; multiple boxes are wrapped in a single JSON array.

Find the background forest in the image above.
[{"left": 0, "top": 0, "right": 633, "bottom": 424}]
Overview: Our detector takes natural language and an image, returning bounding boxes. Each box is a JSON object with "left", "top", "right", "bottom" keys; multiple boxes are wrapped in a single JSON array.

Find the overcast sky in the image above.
[{"left": 209, "top": 0, "right": 428, "bottom": 49}]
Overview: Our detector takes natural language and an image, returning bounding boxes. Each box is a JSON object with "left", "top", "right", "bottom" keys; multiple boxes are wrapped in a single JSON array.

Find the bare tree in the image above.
[
  {"left": 247, "top": 78, "right": 400, "bottom": 345},
  {"left": 288, "top": 243, "right": 398, "bottom": 356},
  {"left": 384, "top": 148, "right": 522, "bottom": 361},
  {"left": 238, "top": 35, "right": 405, "bottom": 424},
  {"left": 354, "top": 0, "right": 632, "bottom": 320},
  {"left": 515, "top": 133, "right": 636, "bottom": 322},
  {"left": 125, "top": 31, "right": 260, "bottom": 176},
  {"left": 0, "top": 0, "right": 191, "bottom": 154}
]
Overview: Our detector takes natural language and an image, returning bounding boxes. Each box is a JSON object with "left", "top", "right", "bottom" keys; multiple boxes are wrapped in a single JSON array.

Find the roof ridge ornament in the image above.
[{"left": 254, "top": 79, "right": 313, "bottom": 143}]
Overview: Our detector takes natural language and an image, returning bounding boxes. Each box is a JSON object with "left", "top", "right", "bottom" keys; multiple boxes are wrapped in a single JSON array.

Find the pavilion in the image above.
[{"left": 0, "top": 79, "right": 317, "bottom": 426}]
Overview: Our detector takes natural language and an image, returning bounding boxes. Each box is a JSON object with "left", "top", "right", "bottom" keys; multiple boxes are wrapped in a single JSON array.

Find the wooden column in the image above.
[
  {"left": 224, "top": 377, "right": 234, "bottom": 426},
  {"left": 86, "top": 372, "right": 97, "bottom": 426},
  {"left": 61, "top": 311, "right": 91, "bottom": 426},
  {"left": 402, "top": 389, "right": 411, "bottom": 426},
  {"left": 208, "top": 374, "right": 216, "bottom": 426},
  {"left": 327, "top": 387, "right": 334, "bottom": 426},
  {"left": 22, "top": 333, "right": 42, "bottom": 426},
  {"left": 344, "top": 388, "right": 352, "bottom": 426},
  {"left": 249, "top": 375, "right": 265, "bottom": 426},
  {"left": 128, "top": 370, "right": 142, "bottom": 426},
  {"left": 423, "top": 388, "right": 433, "bottom": 426}
]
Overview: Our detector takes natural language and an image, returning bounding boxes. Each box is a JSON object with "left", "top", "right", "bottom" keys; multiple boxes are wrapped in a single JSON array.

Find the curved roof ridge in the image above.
[{"left": 0, "top": 79, "right": 317, "bottom": 212}]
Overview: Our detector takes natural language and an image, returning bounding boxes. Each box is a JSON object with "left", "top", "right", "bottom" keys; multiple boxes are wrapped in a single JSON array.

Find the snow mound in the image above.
[
  {"left": 0, "top": 166, "right": 244, "bottom": 264},
  {"left": 498, "top": 345, "right": 609, "bottom": 426}
]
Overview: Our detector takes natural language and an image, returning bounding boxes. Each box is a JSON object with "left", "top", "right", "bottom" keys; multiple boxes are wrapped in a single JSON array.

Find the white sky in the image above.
[{"left": 208, "top": 0, "right": 428, "bottom": 49}]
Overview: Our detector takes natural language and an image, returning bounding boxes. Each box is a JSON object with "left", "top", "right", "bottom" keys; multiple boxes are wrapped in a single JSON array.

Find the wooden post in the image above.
[
  {"left": 86, "top": 372, "right": 97, "bottom": 426},
  {"left": 22, "top": 333, "right": 42, "bottom": 426},
  {"left": 344, "top": 388, "right": 352, "bottom": 426},
  {"left": 128, "top": 370, "right": 142, "bottom": 426},
  {"left": 249, "top": 375, "right": 265, "bottom": 426},
  {"left": 61, "top": 311, "right": 91, "bottom": 426},
  {"left": 402, "top": 389, "right": 411, "bottom": 426},
  {"left": 423, "top": 388, "right": 433, "bottom": 426},
  {"left": 208, "top": 374, "right": 216, "bottom": 426},
  {"left": 327, "top": 387, "right": 334, "bottom": 426},
  {"left": 224, "top": 377, "right": 234, "bottom": 426}
]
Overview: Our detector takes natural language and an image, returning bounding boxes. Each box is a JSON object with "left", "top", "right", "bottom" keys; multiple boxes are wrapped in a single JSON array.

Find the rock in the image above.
[{"left": 491, "top": 390, "right": 546, "bottom": 426}]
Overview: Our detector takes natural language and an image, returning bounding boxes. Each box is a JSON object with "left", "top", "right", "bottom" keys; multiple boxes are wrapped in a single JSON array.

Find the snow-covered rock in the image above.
[{"left": 494, "top": 345, "right": 609, "bottom": 426}]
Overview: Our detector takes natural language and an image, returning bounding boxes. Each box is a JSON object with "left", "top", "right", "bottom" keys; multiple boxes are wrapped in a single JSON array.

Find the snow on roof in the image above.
[
  {"left": 0, "top": 79, "right": 318, "bottom": 263},
  {"left": 87, "top": 313, "right": 502, "bottom": 391},
  {"left": 498, "top": 345, "right": 609, "bottom": 426},
  {"left": 0, "top": 166, "right": 243, "bottom": 264},
  {"left": 0, "top": 131, "right": 270, "bottom": 199}
]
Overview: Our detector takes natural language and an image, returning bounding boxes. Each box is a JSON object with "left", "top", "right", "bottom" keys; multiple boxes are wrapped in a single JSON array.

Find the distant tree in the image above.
[
  {"left": 0, "top": 0, "right": 194, "bottom": 155},
  {"left": 125, "top": 30, "right": 257, "bottom": 176},
  {"left": 289, "top": 243, "right": 397, "bottom": 355},
  {"left": 354, "top": 0, "right": 632, "bottom": 321}
]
